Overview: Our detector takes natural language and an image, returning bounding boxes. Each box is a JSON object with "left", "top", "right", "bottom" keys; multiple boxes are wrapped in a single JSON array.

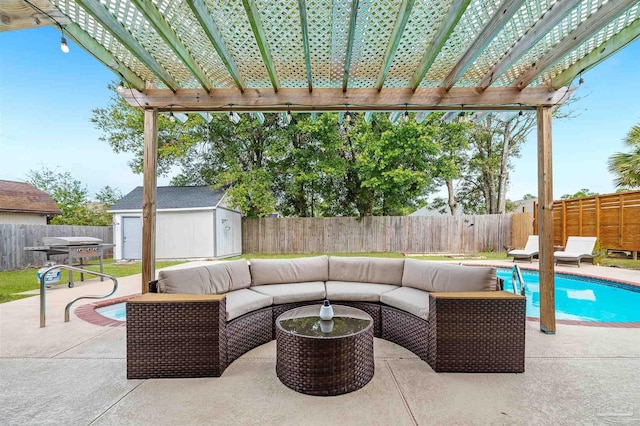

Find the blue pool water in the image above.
[
  {"left": 496, "top": 269, "right": 640, "bottom": 322},
  {"left": 94, "top": 271, "right": 640, "bottom": 323},
  {"left": 95, "top": 302, "right": 127, "bottom": 321}
]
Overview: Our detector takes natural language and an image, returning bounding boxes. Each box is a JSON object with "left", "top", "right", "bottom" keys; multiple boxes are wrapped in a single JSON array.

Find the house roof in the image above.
[
  {"left": 108, "top": 186, "right": 226, "bottom": 211},
  {"left": 0, "top": 180, "right": 61, "bottom": 215}
]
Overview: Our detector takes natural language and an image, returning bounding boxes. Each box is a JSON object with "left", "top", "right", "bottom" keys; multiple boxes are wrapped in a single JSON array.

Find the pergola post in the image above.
[
  {"left": 537, "top": 106, "right": 555, "bottom": 334},
  {"left": 141, "top": 108, "right": 158, "bottom": 292}
]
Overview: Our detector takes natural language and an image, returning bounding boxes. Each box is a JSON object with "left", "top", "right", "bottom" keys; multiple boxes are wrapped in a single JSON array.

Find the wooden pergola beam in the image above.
[
  {"left": 121, "top": 86, "right": 573, "bottom": 112},
  {"left": 442, "top": 0, "right": 527, "bottom": 90},
  {"left": 409, "top": 0, "right": 472, "bottom": 91},
  {"left": 141, "top": 109, "right": 158, "bottom": 291},
  {"left": 298, "top": 0, "right": 313, "bottom": 92},
  {"left": 537, "top": 106, "right": 555, "bottom": 334},
  {"left": 75, "top": 0, "right": 179, "bottom": 91},
  {"left": 130, "top": 0, "right": 214, "bottom": 92},
  {"left": 551, "top": 17, "right": 640, "bottom": 89},
  {"left": 0, "top": 0, "right": 70, "bottom": 32},
  {"left": 186, "top": 0, "right": 247, "bottom": 92},
  {"left": 63, "top": 23, "right": 145, "bottom": 91},
  {"left": 342, "top": 0, "right": 360, "bottom": 92},
  {"left": 477, "top": 0, "right": 580, "bottom": 91},
  {"left": 242, "top": 0, "right": 280, "bottom": 92},
  {"left": 375, "top": 0, "right": 416, "bottom": 91},
  {"left": 515, "top": 0, "right": 637, "bottom": 89}
]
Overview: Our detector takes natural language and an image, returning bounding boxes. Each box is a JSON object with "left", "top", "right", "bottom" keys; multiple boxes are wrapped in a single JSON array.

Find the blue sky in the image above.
[{"left": 1, "top": 25, "right": 639, "bottom": 202}]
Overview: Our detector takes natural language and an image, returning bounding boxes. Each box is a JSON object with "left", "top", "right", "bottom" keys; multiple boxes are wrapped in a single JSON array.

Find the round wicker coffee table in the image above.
[{"left": 275, "top": 304, "right": 374, "bottom": 396}]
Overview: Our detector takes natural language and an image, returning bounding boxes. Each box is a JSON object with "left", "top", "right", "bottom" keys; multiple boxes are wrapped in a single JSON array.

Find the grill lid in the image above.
[{"left": 42, "top": 237, "right": 103, "bottom": 246}]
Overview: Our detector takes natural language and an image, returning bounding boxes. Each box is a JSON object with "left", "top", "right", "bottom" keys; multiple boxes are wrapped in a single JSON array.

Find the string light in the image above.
[
  {"left": 228, "top": 104, "right": 235, "bottom": 122},
  {"left": 286, "top": 103, "right": 292, "bottom": 122},
  {"left": 578, "top": 72, "right": 584, "bottom": 85},
  {"left": 403, "top": 103, "right": 409, "bottom": 122},
  {"left": 60, "top": 32, "right": 69, "bottom": 53},
  {"left": 518, "top": 103, "right": 523, "bottom": 117},
  {"left": 169, "top": 111, "right": 176, "bottom": 123}
]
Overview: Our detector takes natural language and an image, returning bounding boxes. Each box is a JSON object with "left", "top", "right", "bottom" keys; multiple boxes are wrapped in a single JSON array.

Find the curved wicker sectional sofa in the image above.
[{"left": 126, "top": 256, "right": 525, "bottom": 379}]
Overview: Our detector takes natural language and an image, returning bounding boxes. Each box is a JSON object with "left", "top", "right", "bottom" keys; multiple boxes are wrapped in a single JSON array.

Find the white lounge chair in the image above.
[
  {"left": 508, "top": 235, "right": 539, "bottom": 263},
  {"left": 554, "top": 236, "right": 598, "bottom": 267}
]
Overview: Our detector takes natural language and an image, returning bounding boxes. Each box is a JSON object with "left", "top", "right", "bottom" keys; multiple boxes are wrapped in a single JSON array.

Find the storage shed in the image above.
[{"left": 108, "top": 186, "right": 241, "bottom": 260}]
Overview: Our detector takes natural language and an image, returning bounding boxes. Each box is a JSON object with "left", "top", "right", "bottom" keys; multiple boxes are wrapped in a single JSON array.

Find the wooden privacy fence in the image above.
[
  {"left": 533, "top": 190, "right": 640, "bottom": 252},
  {"left": 0, "top": 224, "right": 113, "bottom": 271},
  {"left": 510, "top": 212, "right": 534, "bottom": 249},
  {"left": 243, "top": 215, "right": 514, "bottom": 254}
]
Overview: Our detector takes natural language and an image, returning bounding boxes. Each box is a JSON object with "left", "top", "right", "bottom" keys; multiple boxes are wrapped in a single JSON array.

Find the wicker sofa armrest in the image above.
[
  {"left": 126, "top": 293, "right": 227, "bottom": 379},
  {"left": 427, "top": 291, "right": 525, "bottom": 373}
]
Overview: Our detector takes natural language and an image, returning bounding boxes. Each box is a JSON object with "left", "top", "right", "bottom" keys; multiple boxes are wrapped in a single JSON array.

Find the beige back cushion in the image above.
[
  {"left": 157, "top": 260, "right": 251, "bottom": 294},
  {"left": 328, "top": 257, "right": 405, "bottom": 286},
  {"left": 402, "top": 259, "right": 497, "bottom": 292},
  {"left": 249, "top": 256, "right": 329, "bottom": 285}
]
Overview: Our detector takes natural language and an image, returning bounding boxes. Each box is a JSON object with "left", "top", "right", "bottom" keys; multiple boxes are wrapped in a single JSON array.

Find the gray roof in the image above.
[{"left": 108, "top": 186, "right": 226, "bottom": 211}]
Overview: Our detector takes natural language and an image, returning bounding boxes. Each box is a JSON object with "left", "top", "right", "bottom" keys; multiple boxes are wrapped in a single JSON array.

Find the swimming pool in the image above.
[
  {"left": 496, "top": 269, "right": 640, "bottom": 322},
  {"left": 94, "top": 270, "right": 640, "bottom": 324},
  {"left": 95, "top": 302, "right": 127, "bottom": 321}
]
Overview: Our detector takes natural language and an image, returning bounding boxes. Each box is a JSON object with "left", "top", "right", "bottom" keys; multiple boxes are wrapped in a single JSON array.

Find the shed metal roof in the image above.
[{"left": 108, "top": 186, "right": 226, "bottom": 211}]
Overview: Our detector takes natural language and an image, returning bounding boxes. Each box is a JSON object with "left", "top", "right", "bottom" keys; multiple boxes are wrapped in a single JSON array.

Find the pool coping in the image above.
[{"left": 75, "top": 294, "right": 140, "bottom": 327}]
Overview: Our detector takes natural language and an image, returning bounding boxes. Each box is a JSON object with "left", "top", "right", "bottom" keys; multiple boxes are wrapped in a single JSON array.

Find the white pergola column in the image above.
[
  {"left": 142, "top": 108, "right": 158, "bottom": 292},
  {"left": 537, "top": 106, "right": 555, "bottom": 334}
]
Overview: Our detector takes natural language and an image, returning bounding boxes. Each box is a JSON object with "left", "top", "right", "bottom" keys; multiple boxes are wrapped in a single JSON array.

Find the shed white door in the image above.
[{"left": 122, "top": 216, "right": 142, "bottom": 259}]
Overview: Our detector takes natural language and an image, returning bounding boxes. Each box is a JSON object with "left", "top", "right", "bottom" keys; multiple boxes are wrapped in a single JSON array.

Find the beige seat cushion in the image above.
[
  {"left": 380, "top": 287, "right": 430, "bottom": 320},
  {"left": 250, "top": 256, "right": 329, "bottom": 285},
  {"left": 325, "top": 281, "right": 398, "bottom": 302},
  {"left": 250, "top": 282, "right": 326, "bottom": 304},
  {"left": 328, "top": 257, "right": 404, "bottom": 286},
  {"left": 225, "top": 289, "right": 273, "bottom": 321},
  {"left": 157, "top": 260, "right": 252, "bottom": 294},
  {"left": 401, "top": 259, "right": 497, "bottom": 292}
]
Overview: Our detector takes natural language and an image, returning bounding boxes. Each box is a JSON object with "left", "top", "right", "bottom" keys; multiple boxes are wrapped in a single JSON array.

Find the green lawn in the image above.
[{"left": 0, "top": 259, "right": 185, "bottom": 304}]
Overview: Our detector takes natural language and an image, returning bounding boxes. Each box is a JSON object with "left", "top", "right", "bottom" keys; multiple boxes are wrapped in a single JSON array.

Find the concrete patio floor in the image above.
[{"left": 2, "top": 261, "right": 640, "bottom": 425}]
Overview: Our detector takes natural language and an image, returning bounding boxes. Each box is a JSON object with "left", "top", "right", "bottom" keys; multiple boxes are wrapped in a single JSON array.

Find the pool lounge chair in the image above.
[
  {"left": 508, "top": 235, "right": 538, "bottom": 263},
  {"left": 554, "top": 236, "right": 598, "bottom": 268}
]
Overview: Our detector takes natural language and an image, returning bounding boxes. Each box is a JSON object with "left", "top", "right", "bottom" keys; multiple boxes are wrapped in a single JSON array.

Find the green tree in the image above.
[
  {"left": 560, "top": 188, "right": 598, "bottom": 199},
  {"left": 608, "top": 124, "right": 640, "bottom": 189},
  {"left": 26, "top": 167, "right": 113, "bottom": 225},
  {"left": 522, "top": 193, "right": 536, "bottom": 199}
]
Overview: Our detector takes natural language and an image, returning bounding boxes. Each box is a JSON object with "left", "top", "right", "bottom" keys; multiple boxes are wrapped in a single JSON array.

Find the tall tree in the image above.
[
  {"left": 26, "top": 167, "right": 113, "bottom": 225},
  {"left": 608, "top": 123, "right": 640, "bottom": 189}
]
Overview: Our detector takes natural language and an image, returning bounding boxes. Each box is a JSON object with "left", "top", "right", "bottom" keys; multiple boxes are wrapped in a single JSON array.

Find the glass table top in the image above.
[{"left": 276, "top": 305, "right": 372, "bottom": 338}]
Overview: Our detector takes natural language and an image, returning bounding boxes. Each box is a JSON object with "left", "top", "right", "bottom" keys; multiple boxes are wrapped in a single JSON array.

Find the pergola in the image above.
[{"left": 3, "top": 0, "right": 640, "bottom": 333}]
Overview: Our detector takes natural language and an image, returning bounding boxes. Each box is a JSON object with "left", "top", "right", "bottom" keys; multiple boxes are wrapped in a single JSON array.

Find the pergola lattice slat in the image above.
[
  {"left": 375, "top": 0, "right": 416, "bottom": 91},
  {"left": 408, "top": 0, "right": 472, "bottom": 91},
  {"left": 63, "top": 22, "right": 145, "bottom": 90},
  {"left": 185, "top": 0, "right": 247, "bottom": 92},
  {"left": 129, "top": 0, "right": 214, "bottom": 92},
  {"left": 298, "top": 0, "right": 313, "bottom": 92},
  {"left": 242, "top": 0, "right": 280, "bottom": 92},
  {"left": 477, "top": 0, "right": 582, "bottom": 91},
  {"left": 75, "top": 0, "right": 179, "bottom": 91},
  {"left": 551, "top": 15, "right": 640, "bottom": 89},
  {"left": 515, "top": 0, "right": 639, "bottom": 89},
  {"left": 441, "top": 0, "right": 528, "bottom": 91},
  {"left": 342, "top": 0, "right": 360, "bottom": 92}
]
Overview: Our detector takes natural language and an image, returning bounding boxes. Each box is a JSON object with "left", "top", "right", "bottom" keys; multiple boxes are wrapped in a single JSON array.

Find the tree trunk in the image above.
[
  {"left": 496, "top": 123, "right": 511, "bottom": 214},
  {"left": 446, "top": 179, "right": 458, "bottom": 216}
]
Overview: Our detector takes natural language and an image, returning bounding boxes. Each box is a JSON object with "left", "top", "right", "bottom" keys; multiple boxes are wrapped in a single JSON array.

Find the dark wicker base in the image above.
[
  {"left": 427, "top": 296, "right": 526, "bottom": 373},
  {"left": 226, "top": 307, "right": 273, "bottom": 365},
  {"left": 275, "top": 317, "right": 374, "bottom": 396},
  {"left": 127, "top": 299, "right": 226, "bottom": 379},
  {"left": 381, "top": 306, "right": 429, "bottom": 361}
]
